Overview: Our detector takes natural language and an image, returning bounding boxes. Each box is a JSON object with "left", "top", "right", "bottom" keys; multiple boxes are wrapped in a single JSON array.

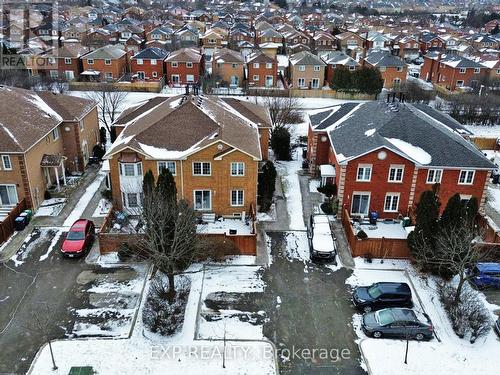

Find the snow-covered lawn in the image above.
[
  {"left": 34, "top": 198, "right": 66, "bottom": 217},
  {"left": 464, "top": 125, "right": 500, "bottom": 137},
  {"left": 347, "top": 258, "right": 500, "bottom": 375},
  {"left": 92, "top": 198, "right": 112, "bottom": 218},
  {"left": 353, "top": 221, "right": 408, "bottom": 240},
  {"left": 30, "top": 261, "right": 276, "bottom": 375},
  {"left": 196, "top": 218, "right": 253, "bottom": 235}
]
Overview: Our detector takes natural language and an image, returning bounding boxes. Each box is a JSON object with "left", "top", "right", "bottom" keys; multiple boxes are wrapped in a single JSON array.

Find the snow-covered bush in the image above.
[{"left": 142, "top": 274, "right": 191, "bottom": 336}]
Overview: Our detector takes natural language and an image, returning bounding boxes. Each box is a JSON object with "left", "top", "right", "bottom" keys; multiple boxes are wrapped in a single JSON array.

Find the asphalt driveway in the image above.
[{"left": 263, "top": 231, "right": 365, "bottom": 375}]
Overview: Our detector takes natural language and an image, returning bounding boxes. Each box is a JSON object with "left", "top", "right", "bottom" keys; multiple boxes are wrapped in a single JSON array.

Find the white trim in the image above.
[
  {"left": 426, "top": 168, "right": 443, "bottom": 184},
  {"left": 157, "top": 161, "right": 176, "bottom": 176},
  {"left": 384, "top": 192, "right": 400, "bottom": 212},
  {"left": 388, "top": 164, "right": 404, "bottom": 183},
  {"left": 0, "top": 184, "right": 18, "bottom": 205},
  {"left": 230, "top": 189, "right": 244, "bottom": 207},
  {"left": 193, "top": 190, "right": 212, "bottom": 211},
  {"left": 192, "top": 161, "right": 211, "bottom": 176},
  {"left": 356, "top": 164, "right": 372, "bottom": 182},
  {"left": 458, "top": 169, "right": 475, "bottom": 185},
  {"left": 230, "top": 162, "right": 245, "bottom": 176},
  {"left": 1, "top": 155, "right": 13, "bottom": 170}
]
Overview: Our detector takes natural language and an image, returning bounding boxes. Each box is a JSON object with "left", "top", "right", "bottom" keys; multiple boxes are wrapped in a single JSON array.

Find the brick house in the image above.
[
  {"left": 322, "top": 51, "right": 359, "bottom": 86},
  {"left": 307, "top": 101, "right": 494, "bottom": 218},
  {"left": 105, "top": 95, "right": 270, "bottom": 216},
  {"left": 312, "top": 31, "right": 336, "bottom": 52},
  {"left": 212, "top": 48, "right": 245, "bottom": 87},
  {"left": 130, "top": 47, "right": 168, "bottom": 81},
  {"left": 420, "top": 52, "right": 489, "bottom": 91},
  {"left": 364, "top": 50, "right": 408, "bottom": 89},
  {"left": 418, "top": 32, "right": 446, "bottom": 54},
  {"left": 288, "top": 50, "right": 326, "bottom": 89},
  {"left": 201, "top": 28, "right": 227, "bottom": 56},
  {"left": 81, "top": 45, "right": 129, "bottom": 82},
  {"left": 335, "top": 31, "right": 364, "bottom": 52},
  {"left": 0, "top": 86, "right": 99, "bottom": 212},
  {"left": 164, "top": 47, "right": 203, "bottom": 86},
  {"left": 396, "top": 36, "right": 420, "bottom": 61},
  {"left": 246, "top": 52, "right": 278, "bottom": 88},
  {"left": 39, "top": 44, "right": 89, "bottom": 81}
]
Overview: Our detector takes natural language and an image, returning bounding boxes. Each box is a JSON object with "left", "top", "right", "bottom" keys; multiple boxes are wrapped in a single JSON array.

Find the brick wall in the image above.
[
  {"left": 131, "top": 58, "right": 165, "bottom": 81},
  {"left": 247, "top": 61, "right": 278, "bottom": 88}
]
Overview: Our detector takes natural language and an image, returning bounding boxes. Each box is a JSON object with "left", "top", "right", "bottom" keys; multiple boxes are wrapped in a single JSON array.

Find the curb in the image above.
[{"left": 357, "top": 338, "right": 374, "bottom": 375}]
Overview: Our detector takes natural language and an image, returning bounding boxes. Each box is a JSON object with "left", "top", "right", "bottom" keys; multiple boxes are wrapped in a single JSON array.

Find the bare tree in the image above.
[
  {"left": 261, "top": 94, "right": 303, "bottom": 136},
  {"left": 86, "top": 84, "right": 129, "bottom": 135}
]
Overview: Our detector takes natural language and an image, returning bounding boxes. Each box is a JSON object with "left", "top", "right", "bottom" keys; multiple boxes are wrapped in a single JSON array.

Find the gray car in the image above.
[{"left": 362, "top": 308, "right": 433, "bottom": 341}]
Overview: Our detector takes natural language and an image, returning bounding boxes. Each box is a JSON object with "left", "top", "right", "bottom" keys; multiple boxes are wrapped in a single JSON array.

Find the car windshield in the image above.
[
  {"left": 67, "top": 231, "right": 85, "bottom": 241},
  {"left": 368, "top": 285, "right": 383, "bottom": 298},
  {"left": 376, "top": 310, "right": 394, "bottom": 326}
]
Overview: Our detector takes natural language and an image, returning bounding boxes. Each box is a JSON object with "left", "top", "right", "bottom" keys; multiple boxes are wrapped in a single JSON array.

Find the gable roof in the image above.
[
  {"left": 289, "top": 50, "right": 325, "bottom": 66},
  {"left": 165, "top": 47, "right": 202, "bottom": 63},
  {"left": 365, "top": 50, "right": 406, "bottom": 67},
  {"left": 85, "top": 45, "right": 127, "bottom": 59},
  {"left": 310, "top": 101, "right": 493, "bottom": 169},
  {"left": 132, "top": 47, "right": 168, "bottom": 60}
]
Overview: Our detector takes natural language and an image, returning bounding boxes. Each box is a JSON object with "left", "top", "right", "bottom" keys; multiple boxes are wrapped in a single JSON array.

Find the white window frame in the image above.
[
  {"left": 64, "top": 57, "right": 72, "bottom": 64},
  {"left": 150, "top": 59, "right": 157, "bottom": 65},
  {"left": 311, "top": 78, "right": 320, "bottom": 88},
  {"left": 194, "top": 190, "right": 212, "bottom": 211},
  {"left": 0, "top": 184, "right": 18, "bottom": 205},
  {"left": 186, "top": 62, "right": 193, "bottom": 68},
  {"left": 379, "top": 66, "right": 386, "bottom": 72},
  {"left": 136, "top": 58, "right": 144, "bottom": 65},
  {"left": 120, "top": 162, "right": 142, "bottom": 177},
  {"left": 388, "top": 165, "right": 404, "bottom": 183},
  {"left": 253, "top": 75, "right": 259, "bottom": 81},
  {"left": 230, "top": 162, "right": 245, "bottom": 176},
  {"left": 426, "top": 169, "right": 442, "bottom": 184},
  {"left": 266, "top": 62, "right": 272, "bottom": 69},
  {"left": 192, "top": 162, "right": 211, "bottom": 176},
  {"left": 152, "top": 71, "right": 158, "bottom": 78},
  {"left": 474, "top": 67, "right": 480, "bottom": 74},
  {"left": 351, "top": 192, "right": 371, "bottom": 216},
  {"left": 157, "top": 161, "right": 176, "bottom": 176},
  {"left": 87, "top": 58, "right": 94, "bottom": 65},
  {"left": 396, "top": 66, "right": 403, "bottom": 72},
  {"left": 356, "top": 164, "right": 372, "bottom": 182},
  {"left": 458, "top": 170, "right": 475, "bottom": 185},
  {"left": 298, "top": 65, "right": 305, "bottom": 72},
  {"left": 1, "top": 155, "right": 12, "bottom": 170},
  {"left": 384, "top": 193, "right": 400, "bottom": 212},
  {"left": 104, "top": 59, "right": 111, "bottom": 65},
  {"left": 459, "top": 67, "right": 466, "bottom": 74},
  {"left": 456, "top": 80, "right": 464, "bottom": 87},
  {"left": 349, "top": 65, "right": 355, "bottom": 71},
  {"left": 253, "top": 62, "right": 259, "bottom": 68},
  {"left": 231, "top": 190, "right": 244, "bottom": 207},
  {"left": 313, "top": 65, "right": 320, "bottom": 71},
  {"left": 171, "top": 61, "right": 178, "bottom": 68},
  {"left": 51, "top": 127, "right": 60, "bottom": 141},
  {"left": 298, "top": 78, "right": 305, "bottom": 87}
]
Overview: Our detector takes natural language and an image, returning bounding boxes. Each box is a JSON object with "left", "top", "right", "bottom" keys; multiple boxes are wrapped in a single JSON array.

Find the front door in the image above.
[{"left": 0, "top": 185, "right": 18, "bottom": 205}]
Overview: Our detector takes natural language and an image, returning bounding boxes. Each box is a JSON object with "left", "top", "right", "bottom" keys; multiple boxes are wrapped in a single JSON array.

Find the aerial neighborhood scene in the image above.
[{"left": 1, "top": 0, "right": 500, "bottom": 374}]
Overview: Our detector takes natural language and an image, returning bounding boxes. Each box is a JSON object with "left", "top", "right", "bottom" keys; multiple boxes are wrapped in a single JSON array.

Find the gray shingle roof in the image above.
[
  {"left": 310, "top": 101, "right": 494, "bottom": 169},
  {"left": 365, "top": 50, "right": 406, "bottom": 67}
]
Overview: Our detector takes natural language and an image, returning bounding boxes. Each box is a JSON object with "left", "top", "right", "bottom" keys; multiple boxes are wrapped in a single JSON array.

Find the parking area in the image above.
[{"left": 0, "top": 228, "right": 147, "bottom": 374}]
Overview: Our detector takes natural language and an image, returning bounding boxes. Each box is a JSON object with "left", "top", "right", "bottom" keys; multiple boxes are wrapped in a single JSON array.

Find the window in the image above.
[
  {"left": 51, "top": 127, "right": 60, "bottom": 141},
  {"left": 104, "top": 59, "right": 111, "bottom": 65},
  {"left": 379, "top": 66, "right": 386, "bottom": 72},
  {"left": 311, "top": 78, "right": 319, "bottom": 88},
  {"left": 127, "top": 193, "right": 139, "bottom": 208},
  {"left": 231, "top": 63, "right": 237, "bottom": 69},
  {"left": 136, "top": 58, "right": 144, "bottom": 65},
  {"left": 349, "top": 65, "right": 355, "bottom": 71},
  {"left": 253, "top": 62, "right": 259, "bottom": 68},
  {"left": 396, "top": 66, "right": 403, "bottom": 72},
  {"left": 1, "top": 155, "right": 12, "bottom": 170},
  {"left": 313, "top": 65, "right": 320, "bottom": 71},
  {"left": 50, "top": 70, "right": 58, "bottom": 79},
  {"left": 105, "top": 72, "right": 113, "bottom": 81},
  {"left": 158, "top": 161, "right": 176, "bottom": 175},
  {"left": 231, "top": 190, "right": 244, "bottom": 206},
  {"left": 193, "top": 162, "right": 211, "bottom": 176},
  {"left": 459, "top": 68, "right": 466, "bottom": 74},
  {"left": 474, "top": 68, "right": 480, "bottom": 74},
  {"left": 253, "top": 75, "right": 259, "bottom": 81},
  {"left": 120, "top": 163, "right": 142, "bottom": 177},
  {"left": 460, "top": 194, "right": 472, "bottom": 205},
  {"left": 456, "top": 80, "right": 464, "bottom": 87},
  {"left": 384, "top": 193, "right": 400, "bottom": 212},
  {"left": 299, "top": 65, "right": 305, "bottom": 71},
  {"left": 458, "top": 170, "right": 474, "bottom": 185},
  {"left": 171, "top": 61, "right": 178, "bottom": 68},
  {"left": 186, "top": 74, "right": 194, "bottom": 83},
  {"left": 388, "top": 165, "right": 404, "bottom": 182},
  {"left": 48, "top": 57, "right": 56, "bottom": 64},
  {"left": 64, "top": 57, "right": 72, "bottom": 64},
  {"left": 65, "top": 70, "right": 75, "bottom": 80},
  {"left": 426, "top": 169, "right": 442, "bottom": 184},
  {"left": 497, "top": 69, "right": 500, "bottom": 75},
  {"left": 150, "top": 59, "right": 157, "bottom": 65},
  {"left": 231, "top": 162, "right": 245, "bottom": 176},
  {"left": 194, "top": 190, "right": 211, "bottom": 210},
  {"left": 0, "top": 185, "right": 18, "bottom": 205},
  {"left": 393, "top": 78, "right": 401, "bottom": 85},
  {"left": 356, "top": 164, "right": 372, "bottom": 182},
  {"left": 186, "top": 62, "right": 193, "bottom": 68},
  {"left": 351, "top": 193, "right": 370, "bottom": 215},
  {"left": 152, "top": 71, "right": 158, "bottom": 78},
  {"left": 298, "top": 78, "right": 305, "bottom": 87},
  {"left": 266, "top": 63, "right": 272, "bottom": 69}
]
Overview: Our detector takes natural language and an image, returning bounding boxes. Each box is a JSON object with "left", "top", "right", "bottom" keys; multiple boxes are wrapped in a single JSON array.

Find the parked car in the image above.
[
  {"left": 495, "top": 316, "right": 500, "bottom": 336},
  {"left": 61, "top": 219, "right": 95, "bottom": 257},
  {"left": 467, "top": 263, "right": 500, "bottom": 289},
  {"left": 353, "top": 282, "right": 412, "bottom": 312},
  {"left": 307, "top": 214, "right": 337, "bottom": 262},
  {"left": 362, "top": 307, "right": 433, "bottom": 341}
]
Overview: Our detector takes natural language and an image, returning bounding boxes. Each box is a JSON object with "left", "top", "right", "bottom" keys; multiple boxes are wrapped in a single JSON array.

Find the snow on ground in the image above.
[
  {"left": 10, "top": 228, "right": 55, "bottom": 267},
  {"left": 353, "top": 221, "right": 408, "bottom": 240},
  {"left": 63, "top": 171, "right": 106, "bottom": 228},
  {"left": 256, "top": 203, "right": 276, "bottom": 222},
  {"left": 309, "top": 179, "right": 320, "bottom": 193},
  {"left": 34, "top": 198, "right": 66, "bottom": 217},
  {"left": 407, "top": 76, "right": 433, "bottom": 90},
  {"left": 92, "top": 198, "right": 112, "bottom": 218},
  {"left": 39, "top": 230, "right": 63, "bottom": 261},
  {"left": 348, "top": 258, "right": 500, "bottom": 375},
  {"left": 196, "top": 218, "right": 252, "bottom": 235},
  {"left": 30, "top": 263, "right": 276, "bottom": 375},
  {"left": 464, "top": 125, "right": 500, "bottom": 137},
  {"left": 282, "top": 231, "right": 310, "bottom": 262},
  {"left": 487, "top": 184, "right": 500, "bottom": 214}
]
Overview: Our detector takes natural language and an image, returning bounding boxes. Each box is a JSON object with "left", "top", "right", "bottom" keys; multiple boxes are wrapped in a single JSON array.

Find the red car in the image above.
[{"left": 61, "top": 219, "right": 95, "bottom": 257}]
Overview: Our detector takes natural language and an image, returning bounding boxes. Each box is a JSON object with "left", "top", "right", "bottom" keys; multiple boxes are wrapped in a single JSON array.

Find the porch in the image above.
[{"left": 41, "top": 154, "right": 67, "bottom": 192}]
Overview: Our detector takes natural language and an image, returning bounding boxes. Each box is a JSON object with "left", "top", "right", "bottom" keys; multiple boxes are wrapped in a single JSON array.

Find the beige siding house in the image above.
[{"left": 288, "top": 51, "right": 326, "bottom": 89}]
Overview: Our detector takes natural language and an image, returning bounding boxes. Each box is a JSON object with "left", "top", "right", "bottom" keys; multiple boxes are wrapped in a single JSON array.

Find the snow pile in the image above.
[
  {"left": 309, "top": 179, "right": 321, "bottom": 193},
  {"left": 92, "top": 198, "right": 112, "bottom": 218},
  {"left": 385, "top": 137, "right": 432, "bottom": 165},
  {"left": 29, "top": 94, "right": 63, "bottom": 122},
  {"left": 364, "top": 128, "right": 376, "bottom": 137},
  {"left": 34, "top": 198, "right": 66, "bottom": 217}
]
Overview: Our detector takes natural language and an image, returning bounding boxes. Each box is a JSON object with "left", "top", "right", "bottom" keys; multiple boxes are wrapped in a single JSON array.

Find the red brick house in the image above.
[
  {"left": 396, "top": 36, "right": 420, "bottom": 61},
  {"left": 164, "top": 48, "right": 203, "bottom": 86},
  {"left": 418, "top": 32, "right": 446, "bottom": 54},
  {"left": 42, "top": 44, "right": 90, "bottom": 81},
  {"left": 307, "top": 101, "right": 493, "bottom": 218},
  {"left": 364, "top": 50, "right": 407, "bottom": 89},
  {"left": 420, "top": 52, "right": 489, "bottom": 91},
  {"left": 322, "top": 51, "right": 359, "bottom": 86},
  {"left": 130, "top": 47, "right": 168, "bottom": 81},
  {"left": 81, "top": 45, "right": 129, "bottom": 82},
  {"left": 246, "top": 52, "right": 278, "bottom": 88}
]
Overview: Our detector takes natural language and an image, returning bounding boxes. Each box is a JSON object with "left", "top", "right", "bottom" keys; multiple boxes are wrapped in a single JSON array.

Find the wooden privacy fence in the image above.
[
  {"left": 0, "top": 199, "right": 27, "bottom": 245},
  {"left": 341, "top": 209, "right": 411, "bottom": 259},
  {"left": 471, "top": 137, "right": 498, "bottom": 151}
]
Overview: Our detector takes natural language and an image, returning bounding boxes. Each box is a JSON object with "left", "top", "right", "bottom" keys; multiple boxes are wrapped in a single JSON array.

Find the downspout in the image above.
[{"left": 180, "top": 160, "right": 185, "bottom": 199}]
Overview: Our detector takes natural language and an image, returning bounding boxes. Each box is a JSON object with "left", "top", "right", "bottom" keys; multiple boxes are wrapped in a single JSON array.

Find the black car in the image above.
[{"left": 353, "top": 282, "right": 413, "bottom": 312}]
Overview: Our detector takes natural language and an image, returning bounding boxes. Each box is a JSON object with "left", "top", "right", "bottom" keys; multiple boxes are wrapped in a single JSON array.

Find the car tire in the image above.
[
  {"left": 415, "top": 333, "right": 424, "bottom": 341},
  {"left": 372, "top": 331, "right": 382, "bottom": 339},
  {"left": 363, "top": 306, "right": 372, "bottom": 313}
]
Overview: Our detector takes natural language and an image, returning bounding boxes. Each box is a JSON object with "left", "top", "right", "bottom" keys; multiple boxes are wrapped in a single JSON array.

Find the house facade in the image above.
[
  {"left": 164, "top": 47, "right": 203, "bottom": 86},
  {"left": 307, "top": 101, "right": 493, "bottom": 218},
  {"left": 212, "top": 48, "right": 245, "bottom": 87},
  {"left": 246, "top": 52, "right": 278, "bottom": 88},
  {"left": 130, "top": 47, "right": 168, "bottom": 81},
  {"left": 364, "top": 50, "right": 408, "bottom": 89},
  {"left": 288, "top": 50, "right": 326, "bottom": 89},
  {"left": 81, "top": 45, "right": 129, "bottom": 82}
]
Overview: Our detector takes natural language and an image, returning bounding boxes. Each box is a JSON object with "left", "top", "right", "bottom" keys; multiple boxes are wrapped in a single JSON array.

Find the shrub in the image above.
[
  {"left": 320, "top": 202, "right": 333, "bottom": 214},
  {"left": 93, "top": 144, "right": 106, "bottom": 161},
  {"left": 101, "top": 189, "right": 113, "bottom": 201},
  {"left": 258, "top": 161, "right": 277, "bottom": 212},
  {"left": 317, "top": 183, "right": 337, "bottom": 201},
  {"left": 356, "top": 230, "right": 368, "bottom": 240}
]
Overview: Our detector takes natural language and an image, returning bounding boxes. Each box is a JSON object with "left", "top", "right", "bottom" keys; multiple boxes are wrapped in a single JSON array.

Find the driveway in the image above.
[
  {"left": 0, "top": 228, "right": 147, "bottom": 374},
  {"left": 263, "top": 231, "right": 365, "bottom": 374}
]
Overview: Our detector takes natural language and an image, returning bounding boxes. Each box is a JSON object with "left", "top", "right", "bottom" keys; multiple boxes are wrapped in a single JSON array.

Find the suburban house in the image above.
[
  {"left": 418, "top": 32, "right": 446, "bottom": 54},
  {"left": 201, "top": 28, "right": 227, "bottom": 56},
  {"left": 246, "top": 52, "right": 278, "bottom": 88},
  {"left": 81, "top": 45, "right": 129, "bottom": 82},
  {"left": 164, "top": 47, "right": 204, "bottom": 86},
  {"left": 322, "top": 51, "right": 359, "bottom": 86},
  {"left": 312, "top": 31, "right": 336, "bottom": 52},
  {"left": 41, "top": 44, "right": 90, "bottom": 81},
  {"left": 288, "top": 50, "right": 326, "bottom": 89},
  {"left": 364, "top": 50, "right": 407, "bottom": 89},
  {"left": 212, "top": 48, "right": 245, "bottom": 87},
  {"left": 307, "top": 100, "right": 494, "bottom": 218},
  {"left": 130, "top": 47, "right": 168, "bottom": 81},
  {"left": 105, "top": 95, "right": 270, "bottom": 217},
  {"left": 396, "top": 36, "right": 420, "bottom": 61},
  {"left": 335, "top": 31, "right": 364, "bottom": 52},
  {"left": 0, "top": 86, "right": 99, "bottom": 212},
  {"left": 420, "top": 52, "right": 489, "bottom": 91}
]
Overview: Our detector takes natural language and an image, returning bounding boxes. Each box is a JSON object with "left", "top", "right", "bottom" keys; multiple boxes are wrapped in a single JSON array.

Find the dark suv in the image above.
[{"left": 353, "top": 282, "right": 413, "bottom": 312}]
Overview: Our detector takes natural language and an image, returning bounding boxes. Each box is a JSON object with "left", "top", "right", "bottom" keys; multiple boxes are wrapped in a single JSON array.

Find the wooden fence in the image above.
[
  {"left": 0, "top": 199, "right": 27, "bottom": 245},
  {"left": 341, "top": 209, "right": 411, "bottom": 259},
  {"left": 471, "top": 137, "right": 498, "bottom": 151},
  {"left": 248, "top": 88, "right": 375, "bottom": 100},
  {"left": 478, "top": 215, "right": 500, "bottom": 244},
  {"left": 69, "top": 80, "right": 163, "bottom": 93}
]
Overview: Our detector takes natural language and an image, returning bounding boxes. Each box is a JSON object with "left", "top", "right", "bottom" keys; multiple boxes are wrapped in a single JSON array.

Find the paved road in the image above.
[{"left": 263, "top": 232, "right": 365, "bottom": 375}]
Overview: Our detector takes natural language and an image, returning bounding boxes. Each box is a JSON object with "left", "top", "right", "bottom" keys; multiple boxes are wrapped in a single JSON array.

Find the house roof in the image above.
[
  {"left": 132, "top": 47, "right": 168, "bottom": 60},
  {"left": 165, "top": 47, "right": 202, "bottom": 63},
  {"left": 221, "top": 98, "right": 271, "bottom": 128},
  {"left": 365, "top": 50, "right": 406, "bottom": 67},
  {"left": 106, "top": 95, "right": 262, "bottom": 161},
  {"left": 425, "top": 52, "right": 485, "bottom": 69},
  {"left": 213, "top": 48, "right": 244, "bottom": 64},
  {"left": 309, "top": 101, "right": 493, "bottom": 169},
  {"left": 323, "top": 51, "right": 359, "bottom": 67},
  {"left": 84, "top": 45, "right": 127, "bottom": 59},
  {"left": 289, "top": 50, "right": 325, "bottom": 66},
  {"left": 0, "top": 86, "right": 95, "bottom": 153}
]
